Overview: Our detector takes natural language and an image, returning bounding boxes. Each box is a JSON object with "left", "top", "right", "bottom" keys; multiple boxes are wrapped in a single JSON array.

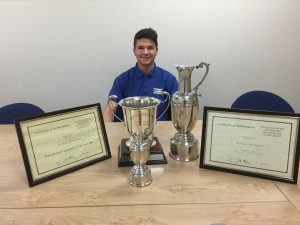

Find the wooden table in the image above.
[{"left": 1, "top": 121, "right": 300, "bottom": 225}]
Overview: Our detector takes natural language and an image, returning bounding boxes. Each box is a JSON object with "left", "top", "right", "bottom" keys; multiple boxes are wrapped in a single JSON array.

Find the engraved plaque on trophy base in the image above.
[{"left": 118, "top": 137, "right": 168, "bottom": 167}]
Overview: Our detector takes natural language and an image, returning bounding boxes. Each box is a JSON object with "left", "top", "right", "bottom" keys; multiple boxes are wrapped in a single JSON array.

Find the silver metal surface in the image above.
[
  {"left": 170, "top": 132, "right": 199, "bottom": 161},
  {"left": 108, "top": 91, "right": 170, "bottom": 123},
  {"left": 126, "top": 135, "right": 156, "bottom": 147},
  {"left": 128, "top": 143, "right": 152, "bottom": 187},
  {"left": 119, "top": 96, "right": 158, "bottom": 142},
  {"left": 170, "top": 62, "right": 210, "bottom": 161},
  {"left": 108, "top": 94, "right": 169, "bottom": 187},
  {"left": 120, "top": 96, "right": 157, "bottom": 187}
]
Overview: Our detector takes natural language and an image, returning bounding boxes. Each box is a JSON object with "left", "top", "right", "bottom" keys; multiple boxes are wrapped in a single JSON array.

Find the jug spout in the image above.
[{"left": 173, "top": 65, "right": 195, "bottom": 94}]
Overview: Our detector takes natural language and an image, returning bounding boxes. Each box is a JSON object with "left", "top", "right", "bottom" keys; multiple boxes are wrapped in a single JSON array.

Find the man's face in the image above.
[{"left": 133, "top": 38, "right": 158, "bottom": 68}]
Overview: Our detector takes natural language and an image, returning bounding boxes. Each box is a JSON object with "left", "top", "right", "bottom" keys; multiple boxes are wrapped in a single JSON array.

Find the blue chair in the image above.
[
  {"left": 231, "top": 91, "right": 294, "bottom": 113},
  {"left": 0, "top": 103, "right": 45, "bottom": 124}
]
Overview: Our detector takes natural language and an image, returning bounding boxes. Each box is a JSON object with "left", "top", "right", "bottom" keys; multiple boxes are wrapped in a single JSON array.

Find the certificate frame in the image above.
[
  {"left": 200, "top": 107, "right": 300, "bottom": 184},
  {"left": 15, "top": 103, "right": 111, "bottom": 187}
]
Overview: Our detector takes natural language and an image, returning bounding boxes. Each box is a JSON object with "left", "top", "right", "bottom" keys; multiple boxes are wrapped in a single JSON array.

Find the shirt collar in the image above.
[{"left": 134, "top": 63, "right": 156, "bottom": 78}]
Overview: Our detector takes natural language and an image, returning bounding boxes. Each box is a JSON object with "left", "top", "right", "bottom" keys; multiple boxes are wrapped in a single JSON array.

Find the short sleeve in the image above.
[{"left": 108, "top": 76, "right": 124, "bottom": 104}]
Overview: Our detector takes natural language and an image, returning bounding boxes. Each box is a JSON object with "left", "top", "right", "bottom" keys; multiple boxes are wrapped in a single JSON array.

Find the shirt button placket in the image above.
[{"left": 141, "top": 76, "right": 147, "bottom": 96}]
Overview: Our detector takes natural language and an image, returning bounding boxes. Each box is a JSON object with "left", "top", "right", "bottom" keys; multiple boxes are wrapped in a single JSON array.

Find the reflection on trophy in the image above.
[
  {"left": 170, "top": 62, "right": 210, "bottom": 161},
  {"left": 109, "top": 92, "right": 169, "bottom": 187}
]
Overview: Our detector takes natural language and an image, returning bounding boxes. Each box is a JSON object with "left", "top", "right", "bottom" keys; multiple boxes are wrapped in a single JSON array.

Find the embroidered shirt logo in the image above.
[{"left": 153, "top": 88, "right": 163, "bottom": 95}]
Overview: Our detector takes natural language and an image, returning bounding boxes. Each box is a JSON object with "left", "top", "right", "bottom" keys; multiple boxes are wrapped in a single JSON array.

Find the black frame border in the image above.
[
  {"left": 200, "top": 106, "right": 300, "bottom": 184},
  {"left": 15, "top": 103, "right": 111, "bottom": 187}
]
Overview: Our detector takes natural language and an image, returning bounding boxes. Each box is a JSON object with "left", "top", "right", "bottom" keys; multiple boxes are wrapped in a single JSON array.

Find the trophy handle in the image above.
[
  {"left": 107, "top": 95, "right": 125, "bottom": 123},
  {"left": 156, "top": 91, "right": 170, "bottom": 121},
  {"left": 192, "top": 62, "right": 210, "bottom": 93}
]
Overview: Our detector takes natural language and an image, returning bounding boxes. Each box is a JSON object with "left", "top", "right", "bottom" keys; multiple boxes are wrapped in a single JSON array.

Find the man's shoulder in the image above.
[{"left": 114, "top": 66, "right": 136, "bottom": 83}]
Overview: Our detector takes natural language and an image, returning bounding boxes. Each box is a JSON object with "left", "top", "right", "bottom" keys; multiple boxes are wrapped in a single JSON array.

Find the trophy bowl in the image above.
[{"left": 119, "top": 96, "right": 158, "bottom": 141}]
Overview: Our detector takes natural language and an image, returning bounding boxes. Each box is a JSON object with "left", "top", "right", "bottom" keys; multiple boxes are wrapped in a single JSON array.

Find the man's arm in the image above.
[{"left": 103, "top": 100, "right": 118, "bottom": 122}]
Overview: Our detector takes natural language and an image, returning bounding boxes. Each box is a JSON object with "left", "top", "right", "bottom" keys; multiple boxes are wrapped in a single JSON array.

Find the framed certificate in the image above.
[
  {"left": 200, "top": 107, "right": 300, "bottom": 184},
  {"left": 15, "top": 103, "right": 111, "bottom": 187}
]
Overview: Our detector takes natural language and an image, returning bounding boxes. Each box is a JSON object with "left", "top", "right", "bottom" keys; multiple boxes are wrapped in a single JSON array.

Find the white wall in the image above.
[{"left": 1, "top": 0, "right": 300, "bottom": 118}]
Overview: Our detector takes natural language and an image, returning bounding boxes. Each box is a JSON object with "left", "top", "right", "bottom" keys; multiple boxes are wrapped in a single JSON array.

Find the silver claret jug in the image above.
[{"left": 170, "top": 62, "right": 210, "bottom": 161}]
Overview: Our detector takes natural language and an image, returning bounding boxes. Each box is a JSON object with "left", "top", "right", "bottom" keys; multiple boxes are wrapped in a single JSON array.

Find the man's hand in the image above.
[{"left": 103, "top": 100, "right": 118, "bottom": 122}]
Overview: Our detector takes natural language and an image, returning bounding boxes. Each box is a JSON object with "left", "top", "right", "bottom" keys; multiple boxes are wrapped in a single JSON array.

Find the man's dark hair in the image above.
[{"left": 134, "top": 28, "right": 158, "bottom": 48}]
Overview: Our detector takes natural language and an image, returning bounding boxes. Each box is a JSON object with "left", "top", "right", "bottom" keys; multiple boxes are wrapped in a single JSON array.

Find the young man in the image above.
[{"left": 103, "top": 28, "right": 178, "bottom": 122}]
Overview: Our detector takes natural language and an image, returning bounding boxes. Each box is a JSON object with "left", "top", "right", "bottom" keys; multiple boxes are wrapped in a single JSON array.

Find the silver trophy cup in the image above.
[
  {"left": 170, "top": 62, "right": 210, "bottom": 161},
  {"left": 109, "top": 92, "right": 169, "bottom": 187}
]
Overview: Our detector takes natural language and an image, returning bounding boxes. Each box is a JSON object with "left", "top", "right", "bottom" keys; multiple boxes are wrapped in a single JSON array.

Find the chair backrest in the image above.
[
  {"left": 0, "top": 103, "right": 45, "bottom": 124},
  {"left": 231, "top": 91, "right": 294, "bottom": 113}
]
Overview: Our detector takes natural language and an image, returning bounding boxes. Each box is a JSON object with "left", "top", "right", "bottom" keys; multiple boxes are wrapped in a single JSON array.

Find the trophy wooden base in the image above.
[{"left": 118, "top": 137, "right": 168, "bottom": 167}]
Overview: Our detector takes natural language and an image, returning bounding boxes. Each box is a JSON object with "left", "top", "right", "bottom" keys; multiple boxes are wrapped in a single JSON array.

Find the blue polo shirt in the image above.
[{"left": 109, "top": 63, "right": 178, "bottom": 121}]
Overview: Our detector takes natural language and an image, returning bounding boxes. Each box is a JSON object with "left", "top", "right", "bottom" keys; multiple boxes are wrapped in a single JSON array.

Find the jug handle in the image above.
[
  {"left": 192, "top": 62, "right": 210, "bottom": 93},
  {"left": 156, "top": 91, "right": 170, "bottom": 121},
  {"left": 107, "top": 95, "right": 125, "bottom": 123}
]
